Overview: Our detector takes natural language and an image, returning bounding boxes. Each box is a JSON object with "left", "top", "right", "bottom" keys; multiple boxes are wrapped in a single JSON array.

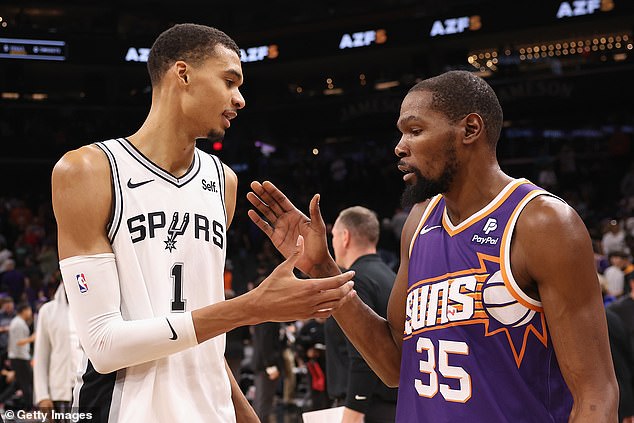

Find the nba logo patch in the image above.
[{"left": 76, "top": 273, "right": 89, "bottom": 293}]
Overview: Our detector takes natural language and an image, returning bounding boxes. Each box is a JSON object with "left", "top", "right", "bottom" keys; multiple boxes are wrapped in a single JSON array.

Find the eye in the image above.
[
  {"left": 226, "top": 79, "right": 235, "bottom": 87},
  {"left": 411, "top": 128, "right": 422, "bottom": 136}
]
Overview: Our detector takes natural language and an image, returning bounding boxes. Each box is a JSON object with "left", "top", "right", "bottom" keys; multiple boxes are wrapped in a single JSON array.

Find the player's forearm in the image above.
[
  {"left": 334, "top": 297, "right": 401, "bottom": 387},
  {"left": 568, "top": 380, "right": 618, "bottom": 423},
  {"left": 61, "top": 254, "right": 199, "bottom": 374},
  {"left": 307, "top": 256, "right": 341, "bottom": 279},
  {"left": 192, "top": 293, "right": 261, "bottom": 343},
  {"left": 16, "top": 336, "right": 34, "bottom": 346}
]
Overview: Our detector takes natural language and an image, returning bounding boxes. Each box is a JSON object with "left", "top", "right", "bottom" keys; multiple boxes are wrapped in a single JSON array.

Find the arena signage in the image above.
[
  {"left": 124, "top": 45, "right": 279, "bottom": 63},
  {"left": 556, "top": 0, "right": 606, "bottom": 18},
  {"left": 240, "top": 45, "right": 278, "bottom": 63},
  {"left": 429, "top": 16, "right": 481, "bottom": 37},
  {"left": 125, "top": 47, "right": 150, "bottom": 62},
  {"left": 0, "top": 37, "right": 66, "bottom": 61},
  {"left": 339, "top": 29, "right": 387, "bottom": 49}
]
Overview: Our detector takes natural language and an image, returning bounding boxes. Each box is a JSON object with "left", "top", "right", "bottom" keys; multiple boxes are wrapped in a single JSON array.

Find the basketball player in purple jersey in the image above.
[{"left": 247, "top": 70, "right": 618, "bottom": 421}]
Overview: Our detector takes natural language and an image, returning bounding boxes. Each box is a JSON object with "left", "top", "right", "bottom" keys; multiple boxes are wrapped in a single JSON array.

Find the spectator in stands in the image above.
[
  {"left": 603, "top": 219, "right": 629, "bottom": 256},
  {"left": 609, "top": 278, "right": 634, "bottom": 362},
  {"left": 0, "top": 297, "right": 15, "bottom": 361},
  {"left": 8, "top": 302, "right": 35, "bottom": 408},
  {"left": 296, "top": 318, "right": 328, "bottom": 411},
  {"left": 0, "top": 236, "right": 12, "bottom": 272},
  {"left": 251, "top": 316, "right": 283, "bottom": 422},
  {"left": 0, "top": 260, "right": 25, "bottom": 308},
  {"left": 603, "top": 252, "right": 629, "bottom": 298},
  {"left": 605, "top": 308, "right": 634, "bottom": 423}
]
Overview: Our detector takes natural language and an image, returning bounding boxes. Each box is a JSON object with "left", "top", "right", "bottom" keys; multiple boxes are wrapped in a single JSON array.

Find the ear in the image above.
[
  {"left": 174, "top": 60, "right": 189, "bottom": 85},
  {"left": 462, "top": 113, "right": 484, "bottom": 145},
  {"left": 342, "top": 229, "right": 351, "bottom": 248}
]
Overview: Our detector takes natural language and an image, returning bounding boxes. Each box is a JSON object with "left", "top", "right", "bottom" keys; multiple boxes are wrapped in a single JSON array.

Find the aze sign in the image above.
[
  {"left": 125, "top": 47, "right": 149, "bottom": 62},
  {"left": 339, "top": 29, "right": 387, "bottom": 49},
  {"left": 430, "top": 16, "right": 481, "bottom": 37},
  {"left": 125, "top": 45, "right": 278, "bottom": 63},
  {"left": 556, "top": 0, "right": 609, "bottom": 18}
]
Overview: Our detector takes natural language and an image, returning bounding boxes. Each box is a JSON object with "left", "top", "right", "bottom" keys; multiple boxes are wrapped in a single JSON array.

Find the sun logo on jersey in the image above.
[
  {"left": 164, "top": 212, "right": 190, "bottom": 252},
  {"left": 404, "top": 253, "right": 548, "bottom": 367}
]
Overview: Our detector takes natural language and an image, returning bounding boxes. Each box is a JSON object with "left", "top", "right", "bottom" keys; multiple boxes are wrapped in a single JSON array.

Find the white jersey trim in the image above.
[
  {"left": 442, "top": 178, "right": 529, "bottom": 234},
  {"left": 408, "top": 195, "right": 442, "bottom": 259},
  {"left": 500, "top": 190, "right": 563, "bottom": 310}
]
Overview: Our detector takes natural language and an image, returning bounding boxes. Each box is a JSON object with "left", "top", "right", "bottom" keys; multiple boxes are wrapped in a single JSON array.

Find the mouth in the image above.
[
  {"left": 222, "top": 111, "right": 237, "bottom": 128},
  {"left": 397, "top": 162, "right": 417, "bottom": 183}
]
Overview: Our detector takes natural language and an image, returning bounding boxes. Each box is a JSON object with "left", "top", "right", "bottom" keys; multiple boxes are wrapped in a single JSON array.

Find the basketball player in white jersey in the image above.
[{"left": 51, "top": 24, "right": 355, "bottom": 423}]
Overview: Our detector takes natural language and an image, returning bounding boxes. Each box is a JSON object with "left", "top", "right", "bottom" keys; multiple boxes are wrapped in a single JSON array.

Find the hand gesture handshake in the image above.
[
  {"left": 247, "top": 181, "right": 335, "bottom": 277},
  {"left": 250, "top": 235, "right": 355, "bottom": 322}
]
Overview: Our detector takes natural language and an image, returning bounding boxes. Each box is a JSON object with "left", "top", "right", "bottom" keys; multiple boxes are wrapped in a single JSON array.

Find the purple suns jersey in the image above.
[{"left": 396, "top": 179, "right": 573, "bottom": 422}]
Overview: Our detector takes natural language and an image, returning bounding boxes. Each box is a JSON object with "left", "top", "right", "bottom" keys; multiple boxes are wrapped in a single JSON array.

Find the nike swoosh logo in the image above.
[
  {"left": 166, "top": 318, "right": 178, "bottom": 340},
  {"left": 127, "top": 178, "right": 154, "bottom": 189},
  {"left": 354, "top": 395, "right": 367, "bottom": 401},
  {"left": 420, "top": 225, "right": 441, "bottom": 235}
]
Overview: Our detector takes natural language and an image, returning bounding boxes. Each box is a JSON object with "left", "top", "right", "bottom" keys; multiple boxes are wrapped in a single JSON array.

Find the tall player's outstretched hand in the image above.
[
  {"left": 247, "top": 181, "right": 333, "bottom": 276},
  {"left": 250, "top": 235, "right": 356, "bottom": 321}
]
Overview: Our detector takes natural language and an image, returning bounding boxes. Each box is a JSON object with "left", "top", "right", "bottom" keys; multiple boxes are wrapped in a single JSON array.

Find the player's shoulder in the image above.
[
  {"left": 53, "top": 143, "right": 110, "bottom": 182},
  {"left": 518, "top": 194, "right": 582, "bottom": 235}
]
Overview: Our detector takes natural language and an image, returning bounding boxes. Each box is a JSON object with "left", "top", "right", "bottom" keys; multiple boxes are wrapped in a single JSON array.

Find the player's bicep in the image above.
[
  {"left": 518, "top": 198, "right": 616, "bottom": 399},
  {"left": 52, "top": 146, "right": 113, "bottom": 259}
]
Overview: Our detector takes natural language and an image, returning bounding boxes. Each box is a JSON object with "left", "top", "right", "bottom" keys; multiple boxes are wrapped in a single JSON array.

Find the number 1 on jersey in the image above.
[{"left": 171, "top": 263, "right": 186, "bottom": 312}]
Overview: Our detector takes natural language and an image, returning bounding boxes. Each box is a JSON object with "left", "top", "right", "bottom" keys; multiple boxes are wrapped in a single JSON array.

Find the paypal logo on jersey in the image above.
[
  {"left": 482, "top": 218, "right": 498, "bottom": 234},
  {"left": 472, "top": 218, "right": 499, "bottom": 245}
]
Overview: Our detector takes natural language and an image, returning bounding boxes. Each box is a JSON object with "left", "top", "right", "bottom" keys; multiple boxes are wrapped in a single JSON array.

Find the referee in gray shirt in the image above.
[{"left": 9, "top": 302, "right": 36, "bottom": 408}]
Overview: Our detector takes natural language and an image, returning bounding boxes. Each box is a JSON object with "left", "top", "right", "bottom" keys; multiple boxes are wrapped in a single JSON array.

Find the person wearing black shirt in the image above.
[{"left": 326, "top": 206, "right": 398, "bottom": 423}]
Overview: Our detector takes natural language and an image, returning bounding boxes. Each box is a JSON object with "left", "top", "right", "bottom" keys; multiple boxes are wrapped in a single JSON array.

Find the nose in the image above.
[
  {"left": 394, "top": 137, "right": 408, "bottom": 158},
  {"left": 233, "top": 89, "right": 245, "bottom": 110}
]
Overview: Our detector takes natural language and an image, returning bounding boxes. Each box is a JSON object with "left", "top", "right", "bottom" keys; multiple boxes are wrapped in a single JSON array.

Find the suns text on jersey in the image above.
[{"left": 405, "top": 275, "right": 485, "bottom": 335}]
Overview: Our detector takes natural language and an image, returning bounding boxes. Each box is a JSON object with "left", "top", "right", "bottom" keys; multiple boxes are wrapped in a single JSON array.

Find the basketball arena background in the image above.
[
  {"left": 0, "top": 0, "right": 632, "bottom": 224},
  {"left": 0, "top": 0, "right": 633, "bottom": 420}
]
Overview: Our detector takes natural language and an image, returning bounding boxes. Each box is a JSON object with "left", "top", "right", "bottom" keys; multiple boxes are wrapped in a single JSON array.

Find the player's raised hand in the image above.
[
  {"left": 250, "top": 235, "right": 356, "bottom": 322},
  {"left": 247, "top": 181, "right": 333, "bottom": 275}
]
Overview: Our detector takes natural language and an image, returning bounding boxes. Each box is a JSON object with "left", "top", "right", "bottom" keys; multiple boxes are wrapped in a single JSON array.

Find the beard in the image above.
[
  {"left": 400, "top": 144, "right": 458, "bottom": 208},
  {"left": 204, "top": 129, "right": 225, "bottom": 143}
]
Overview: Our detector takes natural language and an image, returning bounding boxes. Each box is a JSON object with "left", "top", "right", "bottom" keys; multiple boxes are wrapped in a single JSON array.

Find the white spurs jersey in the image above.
[{"left": 75, "top": 138, "right": 234, "bottom": 422}]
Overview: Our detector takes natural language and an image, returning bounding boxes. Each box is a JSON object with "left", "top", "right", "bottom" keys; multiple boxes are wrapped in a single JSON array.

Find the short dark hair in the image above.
[
  {"left": 16, "top": 302, "right": 31, "bottom": 314},
  {"left": 408, "top": 70, "right": 503, "bottom": 148},
  {"left": 608, "top": 251, "right": 629, "bottom": 260},
  {"left": 147, "top": 23, "right": 240, "bottom": 86},
  {"left": 337, "top": 206, "right": 380, "bottom": 246}
]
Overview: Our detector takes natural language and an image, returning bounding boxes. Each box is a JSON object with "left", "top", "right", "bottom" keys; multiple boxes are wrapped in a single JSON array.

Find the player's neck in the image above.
[
  {"left": 443, "top": 166, "right": 512, "bottom": 226},
  {"left": 127, "top": 107, "right": 197, "bottom": 178}
]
